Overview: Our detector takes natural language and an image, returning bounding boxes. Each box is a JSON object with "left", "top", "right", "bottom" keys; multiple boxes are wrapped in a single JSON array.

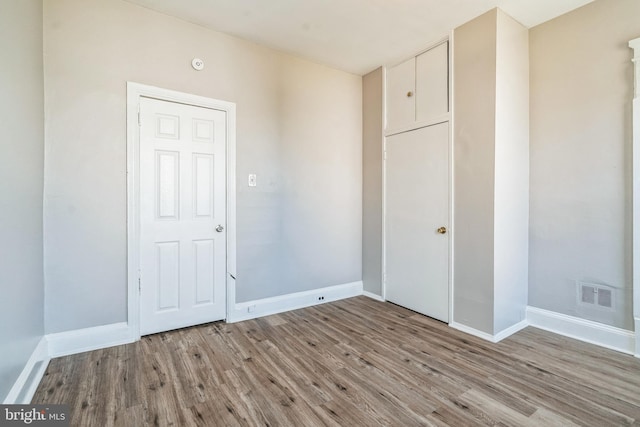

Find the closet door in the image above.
[
  {"left": 416, "top": 42, "right": 449, "bottom": 121},
  {"left": 386, "top": 57, "right": 416, "bottom": 131},
  {"left": 385, "top": 122, "right": 449, "bottom": 322}
]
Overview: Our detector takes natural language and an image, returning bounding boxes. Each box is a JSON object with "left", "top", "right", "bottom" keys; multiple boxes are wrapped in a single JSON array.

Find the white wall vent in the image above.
[{"left": 577, "top": 281, "right": 614, "bottom": 310}]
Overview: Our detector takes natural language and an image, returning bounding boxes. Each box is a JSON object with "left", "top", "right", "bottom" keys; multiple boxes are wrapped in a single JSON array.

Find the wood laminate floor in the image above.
[{"left": 33, "top": 297, "right": 640, "bottom": 426}]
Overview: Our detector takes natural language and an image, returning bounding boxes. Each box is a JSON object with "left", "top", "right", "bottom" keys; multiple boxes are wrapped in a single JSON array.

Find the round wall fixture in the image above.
[{"left": 191, "top": 58, "right": 205, "bottom": 71}]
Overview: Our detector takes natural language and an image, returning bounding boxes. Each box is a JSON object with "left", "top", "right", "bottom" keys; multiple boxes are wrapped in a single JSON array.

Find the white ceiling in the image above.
[{"left": 125, "top": 0, "right": 594, "bottom": 75}]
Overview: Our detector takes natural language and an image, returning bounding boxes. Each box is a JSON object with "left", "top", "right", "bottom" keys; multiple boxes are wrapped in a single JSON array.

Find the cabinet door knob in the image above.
[
  {"left": 407, "top": 91, "right": 413, "bottom": 97},
  {"left": 437, "top": 226, "right": 447, "bottom": 234}
]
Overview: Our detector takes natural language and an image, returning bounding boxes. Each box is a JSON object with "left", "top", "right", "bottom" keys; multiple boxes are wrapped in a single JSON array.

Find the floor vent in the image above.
[{"left": 578, "top": 282, "right": 614, "bottom": 310}]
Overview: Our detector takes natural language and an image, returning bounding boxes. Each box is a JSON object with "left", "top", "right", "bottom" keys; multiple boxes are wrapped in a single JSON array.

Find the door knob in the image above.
[
  {"left": 407, "top": 91, "right": 413, "bottom": 97},
  {"left": 437, "top": 227, "right": 447, "bottom": 234},
  {"left": 216, "top": 225, "right": 224, "bottom": 232}
]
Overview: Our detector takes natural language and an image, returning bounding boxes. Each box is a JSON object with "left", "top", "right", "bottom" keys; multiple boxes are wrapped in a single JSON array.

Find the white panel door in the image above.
[
  {"left": 139, "top": 97, "right": 227, "bottom": 335},
  {"left": 386, "top": 56, "right": 416, "bottom": 131},
  {"left": 416, "top": 42, "right": 449, "bottom": 122},
  {"left": 385, "top": 122, "right": 449, "bottom": 322}
]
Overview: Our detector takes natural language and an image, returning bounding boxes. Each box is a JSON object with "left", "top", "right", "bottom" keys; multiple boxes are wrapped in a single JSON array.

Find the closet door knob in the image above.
[
  {"left": 437, "top": 227, "right": 447, "bottom": 234},
  {"left": 407, "top": 91, "right": 413, "bottom": 97}
]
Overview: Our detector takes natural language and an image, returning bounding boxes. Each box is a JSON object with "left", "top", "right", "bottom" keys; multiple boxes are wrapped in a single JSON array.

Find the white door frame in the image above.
[
  {"left": 381, "top": 33, "right": 454, "bottom": 323},
  {"left": 126, "top": 82, "right": 237, "bottom": 340},
  {"left": 629, "top": 38, "right": 640, "bottom": 356}
]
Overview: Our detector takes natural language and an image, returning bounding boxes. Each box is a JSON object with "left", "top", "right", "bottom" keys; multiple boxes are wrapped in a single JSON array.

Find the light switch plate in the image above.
[{"left": 248, "top": 174, "right": 257, "bottom": 187}]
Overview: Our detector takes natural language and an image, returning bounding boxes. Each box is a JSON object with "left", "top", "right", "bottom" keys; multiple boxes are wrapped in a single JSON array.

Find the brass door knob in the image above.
[
  {"left": 437, "top": 227, "right": 447, "bottom": 234},
  {"left": 407, "top": 91, "right": 413, "bottom": 97}
]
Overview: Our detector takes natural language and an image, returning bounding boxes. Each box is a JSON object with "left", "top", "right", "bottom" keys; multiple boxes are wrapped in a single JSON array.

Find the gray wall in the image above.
[
  {"left": 453, "top": 10, "right": 497, "bottom": 334},
  {"left": 362, "top": 68, "right": 383, "bottom": 297},
  {"left": 0, "top": 0, "right": 45, "bottom": 401},
  {"left": 43, "top": 0, "right": 362, "bottom": 333},
  {"left": 529, "top": 0, "right": 640, "bottom": 330}
]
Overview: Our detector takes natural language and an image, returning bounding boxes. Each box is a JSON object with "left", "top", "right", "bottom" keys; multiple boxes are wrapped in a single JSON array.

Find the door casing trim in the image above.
[
  {"left": 126, "top": 82, "right": 237, "bottom": 340},
  {"left": 381, "top": 34, "right": 454, "bottom": 323}
]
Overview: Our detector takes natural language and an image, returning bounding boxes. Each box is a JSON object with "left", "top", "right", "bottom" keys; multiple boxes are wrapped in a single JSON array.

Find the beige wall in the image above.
[
  {"left": 362, "top": 68, "right": 383, "bottom": 296},
  {"left": 0, "top": 0, "right": 44, "bottom": 401},
  {"left": 27, "top": 0, "right": 638, "bottom": 343},
  {"left": 453, "top": 8, "right": 529, "bottom": 335},
  {"left": 43, "top": 0, "right": 362, "bottom": 333},
  {"left": 493, "top": 10, "right": 529, "bottom": 333},
  {"left": 453, "top": 9, "right": 497, "bottom": 334},
  {"left": 529, "top": 0, "right": 640, "bottom": 329}
]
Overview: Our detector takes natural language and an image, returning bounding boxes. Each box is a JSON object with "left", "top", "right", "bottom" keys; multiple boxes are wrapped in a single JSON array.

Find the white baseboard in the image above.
[
  {"left": 41, "top": 282, "right": 363, "bottom": 359},
  {"left": 46, "top": 322, "right": 135, "bottom": 358},
  {"left": 363, "top": 291, "right": 385, "bottom": 302},
  {"left": 450, "top": 307, "right": 636, "bottom": 355},
  {"left": 449, "top": 322, "right": 497, "bottom": 342},
  {"left": 3, "top": 337, "right": 50, "bottom": 404},
  {"left": 493, "top": 320, "right": 529, "bottom": 342},
  {"left": 635, "top": 317, "right": 640, "bottom": 358},
  {"left": 7, "top": 296, "right": 636, "bottom": 404},
  {"left": 527, "top": 306, "right": 635, "bottom": 355},
  {"left": 228, "top": 281, "right": 363, "bottom": 323},
  {"left": 449, "top": 319, "right": 529, "bottom": 343}
]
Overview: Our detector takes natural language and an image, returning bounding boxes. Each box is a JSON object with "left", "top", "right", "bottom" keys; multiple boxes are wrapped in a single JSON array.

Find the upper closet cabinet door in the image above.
[
  {"left": 416, "top": 42, "right": 449, "bottom": 122},
  {"left": 386, "top": 56, "right": 416, "bottom": 131}
]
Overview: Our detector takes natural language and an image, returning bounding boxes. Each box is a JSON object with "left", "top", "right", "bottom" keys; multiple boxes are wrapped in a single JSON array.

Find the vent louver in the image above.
[
  {"left": 577, "top": 282, "right": 614, "bottom": 310},
  {"left": 597, "top": 288, "right": 612, "bottom": 309},
  {"left": 581, "top": 285, "right": 596, "bottom": 304}
]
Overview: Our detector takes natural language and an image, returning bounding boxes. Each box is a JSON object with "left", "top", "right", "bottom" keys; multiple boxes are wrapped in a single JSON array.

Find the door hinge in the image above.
[
  {"left": 137, "top": 104, "right": 141, "bottom": 127},
  {"left": 383, "top": 151, "right": 387, "bottom": 161},
  {"left": 138, "top": 276, "right": 141, "bottom": 293}
]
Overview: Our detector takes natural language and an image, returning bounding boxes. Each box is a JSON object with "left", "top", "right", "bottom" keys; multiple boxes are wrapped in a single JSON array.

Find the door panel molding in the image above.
[{"left": 126, "top": 82, "right": 236, "bottom": 341}]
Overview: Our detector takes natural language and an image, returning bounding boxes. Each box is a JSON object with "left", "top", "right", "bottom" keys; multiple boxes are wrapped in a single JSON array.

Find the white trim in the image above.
[
  {"left": 636, "top": 318, "right": 640, "bottom": 357},
  {"left": 449, "top": 320, "right": 528, "bottom": 343},
  {"left": 3, "top": 338, "right": 49, "bottom": 404},
  {"left": 381, "top": 65, "right": 388, "bottom": 301},
  {"left": 629, "top": 38, "right": 640, "bottom": 357},
  {"left": 448, "top": 29, "right": 456, "bottom": 325},
  {"left": 126, "top": 84, "right": 141, "bottom": 341},
  {"left": 126, "top": 82, "right": 237, "bottom": 340},
  {"left": 449, "top": 322, "right": 497, "bottom": 342},
  {"left": 363, "top": 291, "right": 385, "bottom": 302},
  {"left": 46, "top": 323, "right": 134, "bottom": 358},
  {"left": 493, "top": 320, "right": 529, "bottom": 342},
  {"left": 384, "top": 114, "right": 450, "bottom": 138},
  {"left": 382, "top": 37, "right": 453, "bottom": 322},
  {"left": 384, "top": 36, "right": 450, "bottom": 71},
  {"left": 451, "top": 307, "right": 636, "bottom": 353},
  {"left": 225, "top": 101, "right": 238, "bottom": 322},
  {"left": 227, "top": 281, "right": 363, "bottom": 323},
  {"left": 527, "top": 306, "right": 635, "bottom": 355}
]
